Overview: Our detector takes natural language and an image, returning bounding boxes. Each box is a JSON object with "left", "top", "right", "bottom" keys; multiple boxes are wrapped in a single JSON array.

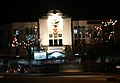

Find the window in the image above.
[
  {"left": 58, "top": 34, "right": 62, "bottom": 37},
  {"left": 82, "top": 39, "right": 86, "bottom": 51},
  {"left": 78, "top": 26, "right": 81, "bottom": 28},
  {"left": 49, "top": 34, "right": 53, "bottom": 37},
  {"left": 49, "top": 39, "right": 62, "bottom": 46},
  {"left": 13, "top": 29, "right": 19, "bottom": 35},
  {"left": 59, "top": 39, "right": 62, "bottom": 46},
  {"left": 54, "top": 39, "right": 58, "bottom": 46},
  {"left": 75, "top": 40, "right": 78, "bottom": 46},
  {"left": 79, "top": 34, "right": 81, "bottom": 38},
  {"left": 82, "top": 28, "right": 85, "bottom": 38},
  {"left": 16, "top": 29, "right": 20, "bottom": 35},
  {"left": 49, "top": 40, "right": 53, "bottom": 46},
  {"left": 74, "top": 29, "right": 77, "bottom": 34},
  {"left": 74, "top": 34, "right": 77, "bottom": 38}
]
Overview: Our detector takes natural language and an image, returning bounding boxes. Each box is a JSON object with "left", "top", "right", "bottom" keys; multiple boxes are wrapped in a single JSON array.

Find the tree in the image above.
[
  {"left": 85, "top": 19, "right": 117, "bottom": 62},
  {"left": 65, "top": 45, "right": 73, "bottom": 63},
  {"left": 11, "top": 26, "right": 39, "bottom": 67}
]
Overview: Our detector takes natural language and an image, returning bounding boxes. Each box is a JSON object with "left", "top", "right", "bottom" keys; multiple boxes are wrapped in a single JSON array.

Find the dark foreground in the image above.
[{"left": 0, "top": 73, "right": 120, "bottom": 83}]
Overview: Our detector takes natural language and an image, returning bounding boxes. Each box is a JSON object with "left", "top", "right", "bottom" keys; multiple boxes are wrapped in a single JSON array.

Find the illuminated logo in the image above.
[
  {"left": 48, "top": 51, "right": 65, "bottom": 59},
  {"left": 47, "top": 11, "right": 63, "bottom": 38}
]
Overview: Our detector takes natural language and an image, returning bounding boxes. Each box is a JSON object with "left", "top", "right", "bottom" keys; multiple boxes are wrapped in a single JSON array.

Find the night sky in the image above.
[{"left": 0, "top": 0, "right": 119, "bottom": 25}]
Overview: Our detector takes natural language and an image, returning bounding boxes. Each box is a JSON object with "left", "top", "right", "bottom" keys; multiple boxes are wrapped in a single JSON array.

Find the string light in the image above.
[
  {"left": 86, "top": 19, "right": 117, "bottom": 43},
  {"left": 11, "top": 27, "right": 38, "bottom": 49},
  {"left": 102, "top": 19, "right": 117, "bottom": 26}
]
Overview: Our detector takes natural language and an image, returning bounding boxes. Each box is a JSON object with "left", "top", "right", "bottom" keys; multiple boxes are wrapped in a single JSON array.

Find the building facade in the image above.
[
  {"left": 0, "top": 10, "right": 120, "bottom": 66},
  {"left": 38, "top": 10, "right": 72, "bottom": 61}
]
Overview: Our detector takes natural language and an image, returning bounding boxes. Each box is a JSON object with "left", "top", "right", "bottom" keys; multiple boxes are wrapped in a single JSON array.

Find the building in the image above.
[
  {"left": 39, "top": 10, "right": 72, "bottom": 62},
  {"left": 0, "top": 10, "right": 120, "bottom": 66}
]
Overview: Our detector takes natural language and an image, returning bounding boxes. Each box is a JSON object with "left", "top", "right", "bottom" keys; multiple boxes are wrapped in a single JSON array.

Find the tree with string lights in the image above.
[
  {"left": 86, "top": 19, "right": 117, "bottom": 62},
  {"left": 11, "top": 26, "right": 39, "bottom": 67}
]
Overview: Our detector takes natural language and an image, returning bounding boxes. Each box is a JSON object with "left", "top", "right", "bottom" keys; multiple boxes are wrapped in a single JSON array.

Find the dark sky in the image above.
[{"left": 0, "top": 0, "right": 119, "bottom": 25}]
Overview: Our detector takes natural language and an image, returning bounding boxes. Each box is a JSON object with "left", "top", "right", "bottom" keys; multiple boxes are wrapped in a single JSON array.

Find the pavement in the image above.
[
  {"left": 0, "top": 71, "right": 120, "bottom": 76},
  {"left": 0, "top": 71, "right": 120, "bottom": 83},
  {"left": 1, "top": 72, "right": 120, "bottom": 83}
]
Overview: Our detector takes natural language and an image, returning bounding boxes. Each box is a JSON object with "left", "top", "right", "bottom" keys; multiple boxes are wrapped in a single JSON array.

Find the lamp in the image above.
[{"left": 53, "top": 10, "right": 57, "bottom": 14}]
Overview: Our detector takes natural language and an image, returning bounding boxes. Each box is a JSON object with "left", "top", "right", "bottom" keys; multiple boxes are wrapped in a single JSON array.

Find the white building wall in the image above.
[
  {"left": 39, "top": 17, "right": 72, "bottom": 47},
  {"left": 39, "top": 18, "right": 49, "bottom": 46},
  {"left": 63, "top": 18, "right": 72, "bottom": 45}
]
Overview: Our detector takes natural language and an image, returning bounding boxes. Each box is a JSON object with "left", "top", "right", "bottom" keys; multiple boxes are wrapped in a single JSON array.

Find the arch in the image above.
[{"left": 47, "top": 9, "right": 63, "bottom": 16}]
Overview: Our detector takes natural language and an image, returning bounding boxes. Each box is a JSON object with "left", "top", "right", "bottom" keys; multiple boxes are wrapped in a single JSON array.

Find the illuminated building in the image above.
[
  {"left": 38, "top": 10, "right": 72, "bottom": 60},
  {"left": 0, "top": 10, "right": 120, "bottom": 65}
]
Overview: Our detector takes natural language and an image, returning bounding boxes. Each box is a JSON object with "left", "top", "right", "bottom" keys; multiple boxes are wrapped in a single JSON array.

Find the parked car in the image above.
[
  {"left": 6, "top": 63, "right": 26, "bottom": 73},
  {"left": 19, "top": 65, "right": 41, "bottom": 73},
  {"left": 6, "top": 66, "right": 17, "bottom": 73}
]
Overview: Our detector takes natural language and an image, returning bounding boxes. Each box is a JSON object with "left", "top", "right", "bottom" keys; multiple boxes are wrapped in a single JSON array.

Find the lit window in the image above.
[
  {"left": 74, "top": 29, "right": 77, "bottom": 34},
  {"left": 16, "top": 30, "right": 20, "bottom": 35}
]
